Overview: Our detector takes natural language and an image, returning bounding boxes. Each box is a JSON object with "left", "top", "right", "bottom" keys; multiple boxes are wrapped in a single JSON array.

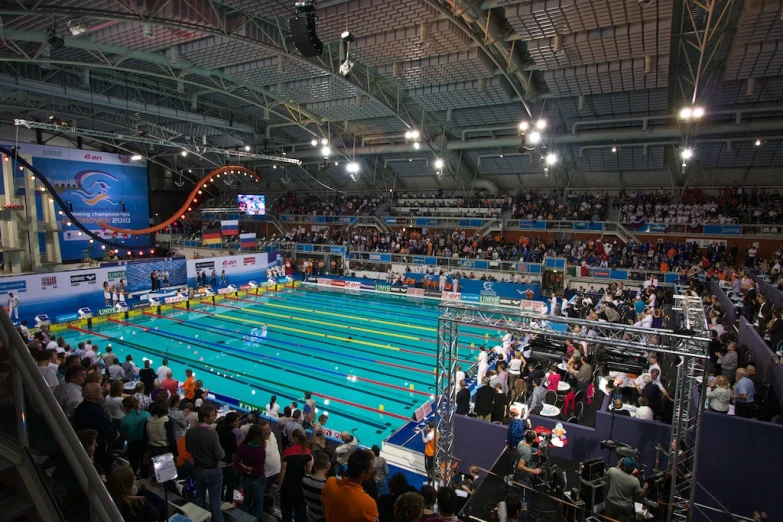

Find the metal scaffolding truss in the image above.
[
  {"left": 434, "top": 299, "right": 709, "bottom": 521},
  {"left": 14, "top": 120, "right": 301, "bottom": 165}
]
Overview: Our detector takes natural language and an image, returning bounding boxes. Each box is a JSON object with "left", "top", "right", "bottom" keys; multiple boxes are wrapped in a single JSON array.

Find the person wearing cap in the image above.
[{"left": 605, "top": 457, "right": 649, "bottom": 522}]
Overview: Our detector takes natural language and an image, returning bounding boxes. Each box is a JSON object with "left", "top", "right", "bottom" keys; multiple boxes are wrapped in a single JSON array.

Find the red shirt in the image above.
[{"left": 161, "top": 378, "right": 179, "bottom": 395}]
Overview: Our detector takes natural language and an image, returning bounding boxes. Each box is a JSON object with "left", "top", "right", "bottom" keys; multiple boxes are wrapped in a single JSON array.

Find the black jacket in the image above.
[
  {"left": 456, "top": 388, "right": 471, "bottom": 415},
  {"left": 473, "top": 385, "right": 495, "bottom": 416}
]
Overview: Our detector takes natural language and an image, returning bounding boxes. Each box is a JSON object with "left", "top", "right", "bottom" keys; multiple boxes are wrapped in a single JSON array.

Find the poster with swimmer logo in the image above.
[{"left": 4, "top": 141, "right": 149, "bottom": 260}]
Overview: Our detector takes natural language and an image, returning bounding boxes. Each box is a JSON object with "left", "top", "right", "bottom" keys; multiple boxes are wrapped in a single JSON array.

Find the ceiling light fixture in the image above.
[
  {"left": 535, "top": 119, "right": 547, "bottom": 130},
  {"left": 346, "top": 162, "right": 360, "bottom": 173},
  {"left": 413, "top": 142, "right": 420, "bottom": 150},
  {"left": 131, "top": 154, "right": 142, "bottom": 161},
  {"left": 321, "top": 146, "right": 330, "bottom": 157},
  {"left": 518, "top": 121, "right": 529, "bottom": 132},
  {"left": 545, "top": 153, "right": 558, "bottom": 165},
  {"left": 528, "top": 131, "right": 541, "bottom": 143},
  {"left": 434, "top": 159, "right": 444, "bottom": 169},
  {"left": 311, "top": 139, "right": 318, "bottom": 146},
  {"left": 681, "top": 148, "right": 693, "bottom": 159}
]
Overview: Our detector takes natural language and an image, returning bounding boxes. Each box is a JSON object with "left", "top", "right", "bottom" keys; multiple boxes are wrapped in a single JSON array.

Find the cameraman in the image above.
[
  {"left": 515, "top": 431, "right": 542, "bottom": 512},
  {"left": 605, "top": 457, "right": 649, "bottom": 522}
]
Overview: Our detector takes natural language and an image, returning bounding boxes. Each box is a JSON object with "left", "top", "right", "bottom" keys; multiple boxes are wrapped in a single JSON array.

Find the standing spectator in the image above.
[
  {"left": 120, "top": 396, "right": 150, "bottom": 478},
  {"left": 430, "top": 487, "right": 462, "bottom": 522},
  {"left": 54, "top": 365, "right": 86, "bottom": 419},
  {"left": 420, "top": 485, "right": 437, "bottom": 520},
  {"left": 74, "top": 383, "right": 119, "bottom": 473},
  {"left": 492, "top": 383, "right": 509, "bottom": 422},
  {"left": 183, "top": 369, "right": 196, "bottom": 401},
  {"left": 732, "top": 368, "right": 755, "bottom": 418},
  {"left": 371, "top": 444, "right": 389, "bottom": 494},
  {"left": 102, "top": 345, "right": 117, "bottom": 368},
  {"left": 133, "top": 383, "right": 153, "bottom": 411},
  {"left": 216, "top": 412, "right": 239, "bottom": 504},
  {"left": 261, "top": 422, "right": 281, "bottom": 493},
  {"left": 278, "top": 430, "right": 313, "bottom": 522},
  {"left": 168, "top": 395, "right": 190, "bottom": 441},
  {"left": 322, "top": 449, "right": 379, "bottom": 522},
  {"left": 473, "top": 378, "right": 494, "bottom": 421},
  {"left": 335, "top": 431, "right": 358, "bottom": 476},
  {"left": 107, "top": 357, "right": 125, "bottom": 382},
  {"left": 186, "top": 404, "right": 225, "bottom": 522},
  {"left": 35, "top": 350, "right": 58, "bottom": 389},
  {"left": 302, "top": 452, "right": 330, "bottom": 522},
  {"left": 421, "top": 421, "right": 436, "bottom": 485},
  {"left": 706, "top": 376, "right": 731, "bottom": 414},
  {"left": 394, "top": 492, "right": 424, "bottom": 522},
  {"left": 718, "top": 342, "right": 739, "bottom": 384},
  {"left": 235, "top": 424, "right": 267, "bottom": 520},
  {"left": 138, "top": 360, "right": 155, "bottom": 396},
  {"left": 284, "top": 410, "right": 305, "bottom": 442},
  {"left": 107, "top": 467, "right": 160, "bottom": 522},
  {"left": 311, "top": 414, "right": 328, "bottom": 452},
  {"left": 105, "top": 380, "right": 127, "bottom": 433},
  {"left": 265, "top": 395, "right": 281, "bottom": 417},
  {"left": 157, "top": 358, "right": 172, "bottom": 383},
  {"left": 122, "top": 355, "right": 136, "bottom": 382},
  {"left": 303, "top": 391, "right": 316, "bottom": 425},
  {"left": 455, "top": 380, "right": 470, "bottom": 415},
  {"left": 146, "top": 395, "right": 178, "bottom": 479},
  {"left": 161, "top": 371, "right": 179, "bottom": 396}
]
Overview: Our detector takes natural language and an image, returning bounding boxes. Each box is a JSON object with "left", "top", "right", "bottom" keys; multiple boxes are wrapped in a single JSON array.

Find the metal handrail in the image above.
[{"left": 0, "top": 308, "right": 123, "bottom": 521}]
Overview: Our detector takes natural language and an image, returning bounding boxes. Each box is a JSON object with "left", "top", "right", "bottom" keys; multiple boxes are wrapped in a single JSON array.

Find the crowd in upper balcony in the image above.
[
  {"left": 269, "top": 192, "right": 381, "bottom": 216},
  {"left": 616, "top": 187, "right": 783, "bottom": 225}
]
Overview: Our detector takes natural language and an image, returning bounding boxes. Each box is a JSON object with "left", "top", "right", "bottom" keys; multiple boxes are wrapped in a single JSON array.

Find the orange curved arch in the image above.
[{"left": 99, "top": 165, "right": 260, "bottom": 235}]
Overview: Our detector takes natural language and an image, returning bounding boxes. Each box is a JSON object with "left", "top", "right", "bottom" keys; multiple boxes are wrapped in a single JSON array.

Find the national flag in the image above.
[
  {"left": 221, "top": 219, "right": 239, "bottom": 235},
  {"left": 203, "top": 229, "right": 222, "bottom": 245},
  {"left": 240, "top": 232, "right": 256, "bottom": 249}
]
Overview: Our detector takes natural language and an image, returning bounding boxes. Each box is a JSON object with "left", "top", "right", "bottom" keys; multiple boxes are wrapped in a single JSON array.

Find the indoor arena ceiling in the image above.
[{"left": 0, "top": 0, "right": 782, "bottom": 192}]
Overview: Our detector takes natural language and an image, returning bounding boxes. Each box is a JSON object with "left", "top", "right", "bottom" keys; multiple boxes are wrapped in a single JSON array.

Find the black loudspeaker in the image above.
[{"left": 289, "top": 15, "right": 323, "bottom": 57}]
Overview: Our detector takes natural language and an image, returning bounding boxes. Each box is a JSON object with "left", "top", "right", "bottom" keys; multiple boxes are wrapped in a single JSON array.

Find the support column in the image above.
[
  {"left": 21, "top": 158, "right": 42, "bottom": 271},
  {"left": 435, "top": 312, "right": 458, "bottom": 486}
]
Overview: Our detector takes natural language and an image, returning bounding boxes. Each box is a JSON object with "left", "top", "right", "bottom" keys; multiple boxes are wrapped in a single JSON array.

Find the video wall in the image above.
[{"left": 2, "top": 141, "right": 150, "bottom": 260}]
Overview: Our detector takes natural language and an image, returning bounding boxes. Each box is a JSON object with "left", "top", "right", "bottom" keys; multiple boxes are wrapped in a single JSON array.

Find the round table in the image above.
[
  {"left": 540, "top": 405, "right": 561, "bottom": 417},
  {"left": 557, "top": 362, "right": 567, "bottom": 371},
  {"left": 557, "top": 381, "right": 571, "bottom": 392},
  {"left": 123, "top": 381, "right": 137, "bottom": 393}
]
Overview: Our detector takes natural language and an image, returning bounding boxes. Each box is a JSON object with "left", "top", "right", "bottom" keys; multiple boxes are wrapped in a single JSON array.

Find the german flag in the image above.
[{"left": 203, "top": 229, "right": 222, "bottom": 245}]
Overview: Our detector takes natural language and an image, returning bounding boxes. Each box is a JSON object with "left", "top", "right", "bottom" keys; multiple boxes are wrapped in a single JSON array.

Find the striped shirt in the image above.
[{"left": 301, "top": 474, "right": 327, "bottom": 522}]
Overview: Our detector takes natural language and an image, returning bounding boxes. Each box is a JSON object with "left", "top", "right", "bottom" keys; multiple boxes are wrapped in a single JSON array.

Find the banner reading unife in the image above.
[{"left": 3, "top": 141, "right": 150, "bottom": 260}]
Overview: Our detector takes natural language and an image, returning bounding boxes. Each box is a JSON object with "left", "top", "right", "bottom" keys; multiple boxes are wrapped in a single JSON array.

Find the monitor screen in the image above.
[{"left": 237, "top": 194, "right": 266, "bottom": 216}]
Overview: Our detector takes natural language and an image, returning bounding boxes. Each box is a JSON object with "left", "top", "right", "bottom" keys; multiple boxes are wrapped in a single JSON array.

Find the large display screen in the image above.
[{"left": 238, "top": 194, "right": 265, "bottom": 215}]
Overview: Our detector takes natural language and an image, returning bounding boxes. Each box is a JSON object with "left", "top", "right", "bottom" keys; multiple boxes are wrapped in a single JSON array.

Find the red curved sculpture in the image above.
[{"left": 99, "top": 165, "right": 260, "bottom": 235}]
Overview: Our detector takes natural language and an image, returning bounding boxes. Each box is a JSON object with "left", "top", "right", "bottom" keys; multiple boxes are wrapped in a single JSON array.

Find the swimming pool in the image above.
[{"left": 60, "top": 286, "right": 496, "bottom": 446}]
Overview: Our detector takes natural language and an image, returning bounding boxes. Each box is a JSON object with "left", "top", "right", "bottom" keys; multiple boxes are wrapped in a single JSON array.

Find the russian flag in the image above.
[
  {"left": 240, "top": 232, "right": 256, "bottom": 249},
  {"left": 221, "top": 219, "right": 239, "bottom": 235}
]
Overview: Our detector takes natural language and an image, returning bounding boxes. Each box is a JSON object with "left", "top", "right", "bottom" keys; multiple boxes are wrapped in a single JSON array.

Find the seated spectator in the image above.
[
  {"left": 107, "top": 466, "right": 160, "bottom": 522},
  {"left": 635, "top": 397, "right": 654, "bottom": 421}
]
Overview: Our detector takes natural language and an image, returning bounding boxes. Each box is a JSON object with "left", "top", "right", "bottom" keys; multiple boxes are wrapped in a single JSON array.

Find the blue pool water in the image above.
[{"left": 60, "top": 287, "right": 495, "bottom": 447}]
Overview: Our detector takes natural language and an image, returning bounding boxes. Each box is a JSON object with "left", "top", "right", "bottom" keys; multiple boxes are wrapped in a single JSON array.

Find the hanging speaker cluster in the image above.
[{"left": 289, "top": 2, "right": 323, "bottom": 58}]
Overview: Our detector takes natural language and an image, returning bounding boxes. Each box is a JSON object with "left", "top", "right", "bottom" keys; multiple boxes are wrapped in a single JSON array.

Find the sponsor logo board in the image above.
[
  {"left": 389, "top": 286, "right": 408, "bottom": 294},
  {"left": 344, "top": 281, "right": 361, "bottom": 289},
  {"left": 408, "top": 288, "right": 425, "bottom": 297},
  {"left": 195, "top": 261, "right": 215, "bottom": 271},
  {"left": 70, "top": 273, "right": 97, "bottom": 287},
  {"left": 164, "top": 296, "right": 184, "bottom": 304},
  {"left": 0, "top": 280, "right": 27, "bottom": 295},
  {"left": 375, "top": 284, "right": 391, "bottom": 292},
  {"left": 91, "top": 316, "right": 108, "bottom": 324},
  {"left": 424, "top": 290, "right": 442, "bottom": 298},
  {"left": 359, "top": 283, "right": 376, "bottom": 290},
  {"left": 97, "top": 307, "right": 117, "bottom": 316},
  {"left": 442, "top": 291, "right": 462, "bottom": 300},
  {"left": 330, "top": 280, "right": 346, "bottom": 287},
  {"left": 133, "top": 302, "right": 151, "bottom": 309},
  {"left": 41, "top": 276, "right": 58, "bottom": 289},
  {"left": 480, "top": 295, "right": 501, "bottom": 305},
  {"left": 499, "top": 298, "right": 522, "bottom": 306},
  {"left": 243, "top": 257, "right": 256, "bottom": 266},
  {"left": 217, "top": 287, "right": 235, "bottom": 295}
]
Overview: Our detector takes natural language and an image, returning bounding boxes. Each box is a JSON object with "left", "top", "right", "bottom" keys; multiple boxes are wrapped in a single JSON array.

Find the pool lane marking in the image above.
[
  {"left": 223, "top": 296, "right": 428, "bottom": 339},
  {"left": 183, "top": 303, "right": 477, "bottom": 365},
  {"left": 234, "top": 296, "right": 436, "bottom": 333},
  {"left": 68, "top": 324, "right": 408, "bottom": 424},
  {"left": 108, "top": 317, "right": 150, "bottom": 331},
  {"left": 143, "top": 310, "right": 435, "bottom": 377},
  {"left": 125, "top": 315, "right": 432, "bottom": 402},
  {"left": 175, "top": 306, "right": 449, "bottom": 372},
  {"left": 264, "top": 291, "right": 441, "bottom": 324}
]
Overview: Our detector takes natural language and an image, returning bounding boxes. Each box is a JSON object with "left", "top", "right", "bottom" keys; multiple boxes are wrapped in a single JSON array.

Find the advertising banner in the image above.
[
  {"left": 442, "top": 291, "right": 462, "bottom": 300},
  {"left": 408, "top": 288, "right": 424, "bottom": 297},
  {"left": 0, "top": 265, "right": 137, "bottom": 324},
  {"left": 376, "top": 284, "right": 391, "bottom": 292},
  {"left": 186, "top": 252, "right": 275, "bottom": 287},
  {"left": 3, "top": 141, "right": 150, "bottom": 260}
]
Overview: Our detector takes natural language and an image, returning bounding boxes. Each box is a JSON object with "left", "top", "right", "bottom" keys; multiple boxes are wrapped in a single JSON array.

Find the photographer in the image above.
[{"left": 605, "top": 457, "right": 649, "bottom": 522}]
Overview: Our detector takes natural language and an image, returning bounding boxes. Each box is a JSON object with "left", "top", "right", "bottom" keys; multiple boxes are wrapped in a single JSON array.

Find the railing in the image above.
[
  {"left": 347, "top": 251, "right": 543, "bottom": 277},
  {"left": 0, "top": 308, "right": 122, "bottom": 520}
]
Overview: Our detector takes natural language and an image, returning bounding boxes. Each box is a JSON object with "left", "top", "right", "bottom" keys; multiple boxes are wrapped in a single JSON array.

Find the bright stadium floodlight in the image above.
[
  {"left": 321, "top": 146, "right": 330, "bottom": 157},
  {"left": 346, "top": 162, "right": 360, "bottom": 173},
  {"left": 518, "top": 121, "right": 529, "bottom": 132},
  {"left": 681, "top": 148, "right": 693, "bottom": 160},
  {"left": 434, "top": 158, "right": 444, "bottom": 169},
  {"left": 535, "top": 119, "right": 547, "bottom": 130},
  {"left": 311, "top": 139, "right": 318, "bottom": 146},
  {"left": 528, "top": 131, "right": 541, "bottom": 143},
  {"left": 131, "top": 154, "right": 142, "bottom": 161},
  {"left": 545, "top": 153, "right": 558, "bottom": 165}
]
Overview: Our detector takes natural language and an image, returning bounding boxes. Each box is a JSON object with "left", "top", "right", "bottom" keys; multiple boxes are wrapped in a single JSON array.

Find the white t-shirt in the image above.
[
  {"left": 478, "top": 351, "right": 488, "bottom": 365},
  {"left": 38, "top": 365, "right": 58, "bottom": 387},
  {"left": 266, "top": 402, "right": 281, "bottom": 416},
  {"left": 508, "top": 359, "right": 522, "bottom": 375},
  {"left": 264, "top": 434, "right": 281, "bottom": 477},
  {"left": 455, "top": 370, "right": 465, "bottom": 385},
  {"left": 46, "top": 341, "right": 58, "bottom": 351},
  {"left": 635, "top": 406, "right": 654, "bottom": 421},
  {"left": 157, "top": 365, "right": 171, "bottom": 382}
]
